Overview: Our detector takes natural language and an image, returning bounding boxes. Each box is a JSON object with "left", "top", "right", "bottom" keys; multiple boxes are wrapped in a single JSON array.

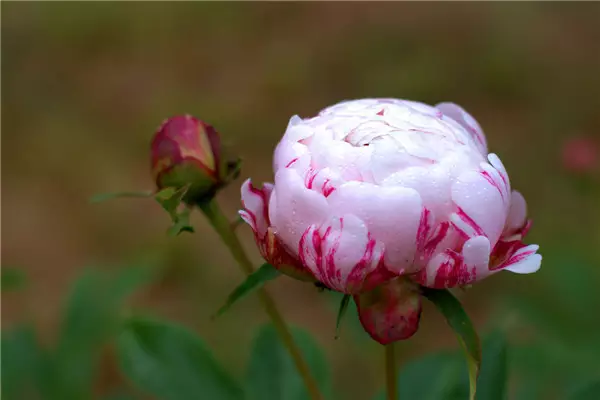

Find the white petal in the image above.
[
  {"left": 462, "top": 235, "right": 491, "bottom": 280},
  {"left": 273, "top": 139, "right": 308, "bottom": 172},
  {"left": 451, "top": 169, "right": 507, "bottom": 246},
  {"left": 270, "top": 168, "right": 329, "bottom": 255},
  {"left": 436, "top": 102, "right": 487, "bottom": 154},
  {"left": 504, "top": 245, "right": 541, "bottom": 274},
  {"left": 327, "top": 181, "right": 422, "bottom": 273},
  {"left": 506, "top": 191, "right": 528, "bottom": 233},
  {"left": 240, "top": 179, "right": 273, "bottom": 236}
]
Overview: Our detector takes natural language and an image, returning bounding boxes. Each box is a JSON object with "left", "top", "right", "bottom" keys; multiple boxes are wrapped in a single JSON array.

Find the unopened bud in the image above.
[{"left": 150, "top": 115, "right": 240, "bottom": 204}]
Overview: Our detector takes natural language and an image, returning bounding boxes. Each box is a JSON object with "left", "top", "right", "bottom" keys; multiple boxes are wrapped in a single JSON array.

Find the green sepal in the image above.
[{"left": 154, "top": 186, "right": 195, "bottom": 236}]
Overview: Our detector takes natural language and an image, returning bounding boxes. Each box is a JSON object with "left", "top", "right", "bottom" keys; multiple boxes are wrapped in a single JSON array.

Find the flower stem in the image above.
[
  {"left": 385, "top": 343, "right": 397, "bottom": 400},
  {"left": 199, "top": 198, "right": 323, "bottom": 400}
]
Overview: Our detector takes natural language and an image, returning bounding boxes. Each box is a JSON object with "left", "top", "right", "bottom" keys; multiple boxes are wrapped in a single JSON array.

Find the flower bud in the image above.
[
  {"left": 151, "top": 115, "right": 240, "bottom": 204},
  {"left": 354, "top": 277, "right": 422, "bottom": 344}
]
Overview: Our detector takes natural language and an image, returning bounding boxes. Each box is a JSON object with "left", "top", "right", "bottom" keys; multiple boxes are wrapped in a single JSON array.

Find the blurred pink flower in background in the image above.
[
  {"left": 241, "top": 98, "right": 541, "bottom": 344},
  {"left": 561, "top": 136, "right": 599, "bottom": 174}
]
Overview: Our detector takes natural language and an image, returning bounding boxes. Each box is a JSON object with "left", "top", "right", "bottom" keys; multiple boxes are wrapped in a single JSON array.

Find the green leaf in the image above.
[
  {"left": 90, "top": 191, "right": 153, "bottom": 203},
  {"left": 335, "top": 294, "right": 351, "bottom": 339},
  {"left": 422, "top": 288, "right": 481, "bottom": 400},
  {"left": 100, "top": 391, "right": 139, "bottom": 400},
  {"left": 51, "top": 264, "right": 157, "bottom": 399},
  {"left": 477, "top": 331, "right": 508, "bottom": 400},
  {"left": 213, "top": 263, "right": 280, "bottom": 318},
  {"left": 117, "top": 316, "right": 243, "bottom": 400},
  {"left": 246, "top": 324, "right": 331, "bottom": 400},
  {"left": 402, "top": 353, "right": 466, "bottom": 400},
  {"left": 1, "top": 267, "right": 27, "bottom": 292},
  {"left": 567, "top": 378, "right": 600, "bottom": 400},
  {"left": 1, "top": 324, "right": 47, "bottom": 400}
]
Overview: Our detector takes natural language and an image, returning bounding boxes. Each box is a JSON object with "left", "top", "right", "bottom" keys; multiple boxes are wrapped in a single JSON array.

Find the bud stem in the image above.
[
  {"left": 385, "top": 343, "right": 397, "bottom": 400},
  {"left": 198, "top": 198, "right": 323, "bottom": 400}
]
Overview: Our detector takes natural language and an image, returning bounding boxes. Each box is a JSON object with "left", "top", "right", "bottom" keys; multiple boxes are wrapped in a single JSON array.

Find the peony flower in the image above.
[
  {"left": 151, "top": 115, "right": 240, "bottom": 204},
  {"left": 240, "top": 98, "right": 541, "bottom": 342}
]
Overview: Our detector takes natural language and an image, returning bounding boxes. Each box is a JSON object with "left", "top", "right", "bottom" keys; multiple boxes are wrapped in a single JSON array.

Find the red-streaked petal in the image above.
[
  {"left": 502, "top": 245, "right": 541, "bottom": 274},
  {"left": 451, "top": 169, "right": 507, "bottom": 245},
  {"left": 240, "top": 179, "right": 273, "bottom": 237},
  {"left": 270, "top": 168, "right": 329, "bottom": 256},
  {"left": 299, "top": 214, "right": 384, "bottom": 294},
  {"left": 414, "top": 236, "right": 490, "bottom": 288}
]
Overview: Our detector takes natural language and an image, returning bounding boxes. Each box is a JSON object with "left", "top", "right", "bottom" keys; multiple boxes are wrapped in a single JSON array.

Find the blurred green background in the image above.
[{"left": 2, "top": 2, "right": 600, "bottom": 400}]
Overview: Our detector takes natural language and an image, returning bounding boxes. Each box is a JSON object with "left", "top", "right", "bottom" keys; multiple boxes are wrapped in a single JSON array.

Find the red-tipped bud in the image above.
[
  {"left": 151, "top": 115, "right": 240, "bottom": 203},
  {"left": 354, "top": 278, "right": 422, "bottom": 344}
]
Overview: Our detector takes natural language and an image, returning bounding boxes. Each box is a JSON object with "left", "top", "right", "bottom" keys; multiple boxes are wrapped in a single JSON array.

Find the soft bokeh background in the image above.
[{"left": 2, "top": 2, "right": 600, "bottom": 399}]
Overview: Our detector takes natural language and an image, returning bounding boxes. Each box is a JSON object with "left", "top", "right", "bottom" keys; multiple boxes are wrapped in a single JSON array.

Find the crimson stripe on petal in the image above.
[
  {"left": 346, "top": 233, "right": 378, "bottom": 291},
  {"left": 285, "top": 158, "right": 299, "bottom": 168},
  {"left": 416, "top": 208, "right": 432, "bottom": 250},
  {"left": 432, "top": 250, "right": 465, "bottom": 288},
  {"left": 247, "top": 184, "right": 271, "bottom": 226},
  {"left": 452, "top": 208, "right": 486, "bottom": 238},
  {"left": 480, "top": 170, "right": 506, "bottom": 202},
  {"left": 238, "top": 210, "right": 256, "bottom": 231}
]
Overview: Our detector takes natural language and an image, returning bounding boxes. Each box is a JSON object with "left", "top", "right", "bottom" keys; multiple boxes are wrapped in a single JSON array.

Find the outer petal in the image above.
[
  {"left": 273, "top": 138, "right": 309, "bottom": 172},
  {"left": 299, "top": 214, "right": 384, "bottom": 293},
  {"left": 505, "top": 190, "right": 527, "bottom": 234},
  {"left": 451, "top": 168, "right": 507, "bottom": 246},
  {"left": 269, "top": 168, "right": 330, "bottom": 255},
  {"left": 354, "top": 277, "right": 422, "bottom": 344},
  {"left": 436, "top": 102, "right": 487, "bottom": 154},
  {"left": 499, "top": 244, "right": 541, "bottom": 274},
  {"left": 327, "top": 182, "right": 423, "bottom": 274},
  {"left": 240, "top": 179, "right": 273, "bottom": 237},
  {"left": 414, "top": 235, "right": 491, "bottom": 288}
]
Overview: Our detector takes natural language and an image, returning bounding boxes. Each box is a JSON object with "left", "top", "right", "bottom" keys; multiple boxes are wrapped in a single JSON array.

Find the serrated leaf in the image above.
[
  {"left": 477, "top": 331, "right": 508, "bottom": 400},
  {"left": 246, "top": 324, "right": 331, "bottom": 400},
  {"left": 213, "top": 263, "right": 280, "bottom": 318},
  {"left": 1, "top": 267, "right": 27, "bottom": 292},
  {"left": 90, "top": 191, "right": 153, "bottom": 203},
  {"left": 117, "top": 316, "right": 243, "bottom": 400},
  {"left": 422, "top": 288, "right": 481, "bottom": 400},
  {"left": 335, "top": 294, "right": 351, "bottom": 339}
]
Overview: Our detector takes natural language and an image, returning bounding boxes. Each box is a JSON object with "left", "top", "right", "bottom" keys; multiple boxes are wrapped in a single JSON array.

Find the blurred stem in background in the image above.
[
  {"left": 198, "top": 198, "right": 323, "bottom": 400},
  {"left": 386, "top": 344, "right": 397, "bottom": 400}
]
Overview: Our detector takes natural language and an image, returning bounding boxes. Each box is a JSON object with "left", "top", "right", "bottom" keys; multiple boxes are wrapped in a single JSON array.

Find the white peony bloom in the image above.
[{"left": 240, "top": 98, "right": 541, "bottom": 343}]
